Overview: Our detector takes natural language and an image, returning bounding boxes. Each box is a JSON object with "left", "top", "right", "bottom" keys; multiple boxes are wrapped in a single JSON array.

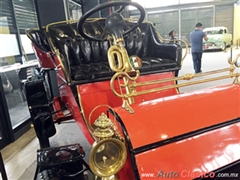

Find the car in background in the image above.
[{"left": 203, "top": 26, "right": 232, "bottom": 51}]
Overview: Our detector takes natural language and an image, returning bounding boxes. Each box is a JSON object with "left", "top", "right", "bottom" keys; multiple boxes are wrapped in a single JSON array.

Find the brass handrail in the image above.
[
  {"left": 234, "top": 54, "right": 240, "bottom": 67},
  {"left": 137, "top": 73, "right": 239, "bottom": 96},
  {"left": 156, "top": 31, "right": 188, "bottom": 67},
  {"left": 132, "top": 67, "right": 233, "bottom": 88},
  {"left": 110, "top": 55, "right": 240, "bottom": 113},
  {"left": 123, "top": 19, "right": 189, "bottom": 67}
]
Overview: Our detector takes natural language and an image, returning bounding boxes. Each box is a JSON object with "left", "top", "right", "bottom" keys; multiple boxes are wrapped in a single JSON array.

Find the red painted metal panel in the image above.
[
  {"left": 52, "top": 55, "right": 95, "bottom": 144},
  {"left": 119, "top": 151, "right": 135, "bottom": 180},
  {"left": 44, "top": 50, "right": 240, "bottom": 180},
  {"left": 32, "top": 44, "right": 94, "bottom": 143},
  {"left": 114, "top": 84, "right": 240, "bottom": 149},
  {"left": 135, "top": 123, "right": 240, "bottom": 180},
  {"left": 32, "top": 44, "right": 55, "bottom": 68},
  {"left": 78, "top": 72, "right": 177, "bottom": 123}
]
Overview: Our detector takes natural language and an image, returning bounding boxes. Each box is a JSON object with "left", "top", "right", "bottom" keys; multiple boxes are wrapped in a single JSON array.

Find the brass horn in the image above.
[
  {"left": 108, "top": 43, "right": 133, "bottom": 72},
  {"left": 107, "top": 36, "right": 143, "bottom": 108}
]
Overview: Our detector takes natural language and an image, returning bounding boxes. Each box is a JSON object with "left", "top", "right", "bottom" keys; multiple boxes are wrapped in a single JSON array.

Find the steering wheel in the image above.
[{"left": 77, "top": 1, "right": 145, "bottom": 41}]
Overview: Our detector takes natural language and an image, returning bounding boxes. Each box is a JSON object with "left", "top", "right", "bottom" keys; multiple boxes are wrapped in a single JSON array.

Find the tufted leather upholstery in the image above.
[
  {"left": 27, "top": 29, "right": 51, "bottom": 52},
  {"left": 29, "top": 19, "right": 182, "bottom": 84}
]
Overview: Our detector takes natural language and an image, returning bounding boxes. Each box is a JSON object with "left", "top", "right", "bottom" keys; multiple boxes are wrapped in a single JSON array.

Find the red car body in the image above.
[
  {"left": 32, "top": 41, "right": 240, "bottom": 180},
  {"left": 26, "top": 1, "right": 240, "bottom": 175}
]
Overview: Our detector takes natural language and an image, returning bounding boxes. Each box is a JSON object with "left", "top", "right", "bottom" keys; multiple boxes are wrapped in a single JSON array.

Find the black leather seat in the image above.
[
  {"left": 27, "top": 29, "right": 51, "bottom": 52},
  {"left": 28, "top": 19, "right": 182, "bottom": 84}
]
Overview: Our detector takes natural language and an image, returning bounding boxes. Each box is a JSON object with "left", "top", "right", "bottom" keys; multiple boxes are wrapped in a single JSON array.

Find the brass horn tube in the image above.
[
  {"left": 107, "top": 41, "right": 133, "bottom": 73},
  {"left": 136, "top": 73, "right": 239, "bottom": 96},
  {"left": 110, "top": 71, "right": 140, "bottom": 98},
  {"left": 123, "top": 77, "right": 134, "bottom": 104},
  {"left": 108, "top": 45, "right": 124, "bottom": 72},
  {"left": 234, "top": 54, "right": 240, "bottom": 67}
]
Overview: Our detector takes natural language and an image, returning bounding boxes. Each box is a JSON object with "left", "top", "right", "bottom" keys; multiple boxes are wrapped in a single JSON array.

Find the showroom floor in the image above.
[
  {"left": 1, "top": 47, "right": 240, "bottom": 180},
  {"left": 1, "top": 122, "right": 91, "bottom": 180}
]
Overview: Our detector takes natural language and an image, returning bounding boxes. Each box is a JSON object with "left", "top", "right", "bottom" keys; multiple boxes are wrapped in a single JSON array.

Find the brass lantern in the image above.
[{"left": 89, "top": 113, "right": 127, "bottom": 180}]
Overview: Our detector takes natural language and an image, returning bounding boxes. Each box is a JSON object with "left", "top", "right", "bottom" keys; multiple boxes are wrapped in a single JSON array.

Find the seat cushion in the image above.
[
  {"left": 141, "top": 57, "right": 178, "bottom": 72},
  {"left": 71, "top": 62, "right": 114, "bottom": 82},
  {"left": 71, "top": 57, "right": 178, "bottom": 83}
]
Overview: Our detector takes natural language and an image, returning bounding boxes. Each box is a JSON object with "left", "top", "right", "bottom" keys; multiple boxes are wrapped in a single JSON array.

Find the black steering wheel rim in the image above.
[{"left": 77, "top": 1, "right": 145, "bottom": 41}]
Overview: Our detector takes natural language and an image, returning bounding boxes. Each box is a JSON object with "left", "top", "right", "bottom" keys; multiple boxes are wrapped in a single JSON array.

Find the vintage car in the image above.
[
  {"left": 203, "top": 26, "right": 232, "bottom": 51},
  {"left": 25, "top": 1, "right": 240, "bottom": 180}
]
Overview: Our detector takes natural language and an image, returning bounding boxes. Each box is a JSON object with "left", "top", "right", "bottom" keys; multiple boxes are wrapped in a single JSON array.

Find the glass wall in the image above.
[
  {"left": 163, "top": 11, "right": 179, "bottom": 39},
  {"left": 130, "top": 0, "right": 220, "bottom": 9},
  {"left": 0, "top": 0, "right": 20, "bottom": 65},
  {"left": 130, "top": 0, "right": 179, "bottom": 9},
  {"left": 130, "top": 0, "right": 234, "bottom": 45},
  {"left": 1, "top": 68, "right": 30, "bottom": 129},
  {"left": 181, "top": 9, "right": 196, "bottom": 44},
  {"left": 148, "top": 13, "right": 164, "bottom": 36},
  {"left": 148, "top": 10, "right": 179, "bottom": 39},
  {"left": 181, "top": 7, "right": 213, "bottom": 44},
  {"left": 0, "top": 0, "right": 39, "bottom": 133},
  {"left": 66, "top": 0, "right": 82, "bottom": 20},
  {"left": 0, "top": 0, "right": 38, "bottom": 66}
]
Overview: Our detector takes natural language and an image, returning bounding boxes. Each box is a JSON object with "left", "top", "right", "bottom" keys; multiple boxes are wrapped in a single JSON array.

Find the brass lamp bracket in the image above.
[{"left": 88, "top": 105, "right": 127, "bottom": 179}]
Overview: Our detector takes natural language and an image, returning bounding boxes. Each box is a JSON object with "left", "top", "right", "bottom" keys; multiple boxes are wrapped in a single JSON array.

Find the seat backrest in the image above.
[
  {"left": 27, "top": 29, "right": 51, "bottom": 52},
  {"left": 47, "top": 20, "right": 156, "bottom": 67},
  {"left": 27, "top": 19, "right": 182, "bottom": 84}
]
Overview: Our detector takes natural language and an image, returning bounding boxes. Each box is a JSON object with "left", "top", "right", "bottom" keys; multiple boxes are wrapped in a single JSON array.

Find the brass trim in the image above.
[
  {"left": 116, "top": 38, "right": 124, "bottom": 43},
  {"left": 133, "top": 67, "right": 232, "bottom": 88},
  {"left": 109, "top": 55, "right": 240, "bottom": 112},
  {"left": 45, "top": 20, "right": 78, "bottom": 34},
  {"left": 45, "top": 20, "right": 80, "bottom": 84},
  {"left": 92, "top": 113, "right": 115, "bottom": 140},
  {"left": 140, "top": 19, "right": 189, "bottom": 65},
  {"left": 94, "top": 174, "right": 120, "bottom": 180},
  {"left": 137, "top": 74, "right": 239, "bottom": 96},
  {"left": 174, "top": 73, "right": 180, "bottom": 94},
  {"left": 25, "top": 28, "right": 38, "bottom": 40},
  {"left": 26, "top": 27, "right": 60, "bottom": 70},
  {"left": 107, "top": 42, "right": 133, "bottom": 72},
  {"left": 234, "top": 54, "right": 240, "bottom": 68},
  {"left": 107, "top": 37, "right": 136, "bottom": 108},
  {"left": 88, "top": 104, "right": 119, "bottom": 132},
  {"left": 55, "top": 50, "right": 71, "bottom": 83},
  {"left": 156, "top": 31, "right": 188, "bottom": 67},
  {"left": 113, "top": 71, "right": 239, "bottom": 98},
  {"left": 89, "top": 138, "right": 127, "bottom": 178},
  {"left": 88, "top": 107, "right": 127, "bottom": 178},
  {"left": 76, "top": 85, "right": 99, "bottom": 142}
]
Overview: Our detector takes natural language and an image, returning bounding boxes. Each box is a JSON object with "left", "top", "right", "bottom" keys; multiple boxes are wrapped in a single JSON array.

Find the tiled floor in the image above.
[{"left": 1, "top": 127, "right": 38, "bottom": 180}]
